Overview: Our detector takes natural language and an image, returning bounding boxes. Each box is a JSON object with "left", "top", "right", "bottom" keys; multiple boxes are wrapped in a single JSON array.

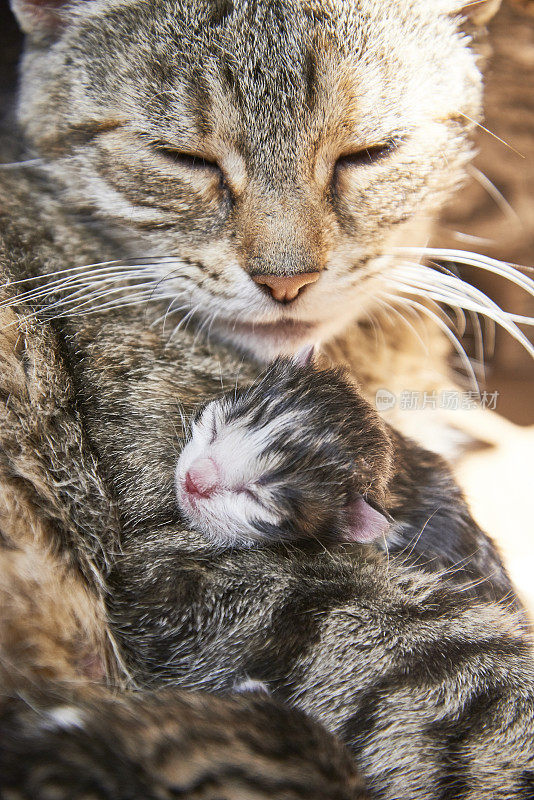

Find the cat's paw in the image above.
[{"left": 233, "top": 677, "right": 271, "bottom": 695}]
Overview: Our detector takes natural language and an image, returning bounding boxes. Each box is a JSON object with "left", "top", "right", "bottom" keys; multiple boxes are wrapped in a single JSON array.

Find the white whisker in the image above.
[
  {"left": 455, "top": 111, "right": 525, "bottom": 159},
  {"left": 448, "top": 231, "right": 495, "bottom": 247},
  {"left": 0, "top": 257, "right": 204, "bottom": 328},
  {"left": 467, "top": 165, "right": 520, "bottom": 224},
  {"left": 1, "top": 260, "right": 155, "bottom": 288},
  {"left": 167, "top": 305, "right": 200, "bottom": 343},
  {"left": 374, "top": 294, "right": 431, "bottom": 355},
  {"left": 0, "top": 268, "right": 158, "bottom": 308},
  {"left": 0, "top": 159, "right": 44, "bottom": 169},
  {"left": 396, "top": 248, "right": 534, "bottom": 296},
  {"left": 388, "top": 265, "right": 534, "bottom": 356},
  {"left": 205, "top": 310, "right": 220, "bottom": 347},
  {"left": 384, "top": 248, "right": 534, "bottom": 370},
  {"left": 61, "top": 292, "right": 179, "bottom": 318},
  {"left": 150, "top": 295, "right": 189, "bottom": 331},
  {"left": 381, "top": 292, "right": 480, "bottom": 391}
]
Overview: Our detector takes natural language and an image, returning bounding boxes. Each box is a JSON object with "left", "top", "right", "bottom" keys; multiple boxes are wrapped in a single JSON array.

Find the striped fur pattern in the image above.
[
  {"left": 1, "top": 163, "right": 534, "bottom": 796},
  {"left": 0, "top": 248, "right": 364, "bottom": 798},
  {"left": 176, "top": 357, "right": 517, "bottom": 607},
  {"left": 1, "top": 684, "right": 367, "bottom": 799},
  {"left": 109, "top": 533, "right": 534, "bottom": 799},
  {"left": 10, "top": 0, "right": 497, "bottom": 362},
  {"left": 2, "top": 0, "right": 534, "bottom": 797}
]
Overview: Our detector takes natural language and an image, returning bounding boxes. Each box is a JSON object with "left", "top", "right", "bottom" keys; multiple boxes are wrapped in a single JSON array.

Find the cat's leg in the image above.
[
  {"left": 0, "top": 298, "right": 127, "bottom": 688},
  {"left": 0, "top": 682, "right": 368, "bottom": 800}
]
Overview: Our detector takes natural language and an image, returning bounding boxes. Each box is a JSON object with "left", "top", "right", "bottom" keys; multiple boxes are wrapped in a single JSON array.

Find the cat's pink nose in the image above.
[
  {"left": 184, "top": 458, "right": 220, "bottom": 498},
  {"left": 252, "top": 273, "right": 320, "bottom": 303}
]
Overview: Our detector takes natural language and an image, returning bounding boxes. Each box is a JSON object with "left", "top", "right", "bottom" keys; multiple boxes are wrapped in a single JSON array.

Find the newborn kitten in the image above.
[
  {"left": 176, "top": 352, "right": 393, "bottom": 549},
  {"left": 176, "top": 355, "right": 516, "bottom": 605}
]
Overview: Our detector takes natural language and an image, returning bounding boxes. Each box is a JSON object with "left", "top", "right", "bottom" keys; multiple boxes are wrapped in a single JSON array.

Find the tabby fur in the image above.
[
  {"left": 2, "top": 0, "right": 534, "bottom": 797},
  {"left": 1, "top": 163, "right": 534, "bottom": 798},
  {"left": 1, "top": 681, "right": 367, "bottom": 799},
  {"left": 182, "top": 356, "right": 517, "bottom": 606}
]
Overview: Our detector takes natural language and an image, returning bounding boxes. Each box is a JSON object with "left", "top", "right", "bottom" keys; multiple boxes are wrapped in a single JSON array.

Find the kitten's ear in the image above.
[
  {"left": 458, "top": 0, "right": 502, "bottom": 25},
  {"left": 292, "top": 345, "right": 316, "bottom": 368},
  {"left": 343, "top": 495, "right": 391, "bottom": 544},
  {"left": 10, "top": 0, "right": 75, "bottom": 39}
]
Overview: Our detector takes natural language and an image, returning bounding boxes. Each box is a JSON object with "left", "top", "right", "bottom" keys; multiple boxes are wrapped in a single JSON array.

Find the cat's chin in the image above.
[{"left": 214, "top": 318, "right": 324, "bottom": 360}]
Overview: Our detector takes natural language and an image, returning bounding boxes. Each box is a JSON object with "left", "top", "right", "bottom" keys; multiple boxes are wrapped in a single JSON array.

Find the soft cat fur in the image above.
[
  {"left": 1, "top": 682, "right": 368, "bottom": 799},
  {"left": 12, "top": 0, "right": 529, "bottom": 453},
  {"left": 175, "top": 357, "right": 517, "bottom": 610},
  {"left": 2, "top": 0, "right": 534, "bottom": 797},
  {"left": 1, "top": 164, "right": 534, "bottom": 798},
  {"left": 13, "top": 0, "right": 486, "bottom": 365}
]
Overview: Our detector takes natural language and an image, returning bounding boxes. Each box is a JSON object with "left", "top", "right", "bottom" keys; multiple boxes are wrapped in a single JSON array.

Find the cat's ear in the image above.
[
  {"left": 10, "top": 0, "right": 76, "bottom": 39},
  {"left": 458, "top": 0, "right": 502, "bottom": 25},
  {"left": 342, "top": 495, "right": 391, "bottom": 544},
  {"left": 292, "top": 345, "right": 316, "bottom": 368}
]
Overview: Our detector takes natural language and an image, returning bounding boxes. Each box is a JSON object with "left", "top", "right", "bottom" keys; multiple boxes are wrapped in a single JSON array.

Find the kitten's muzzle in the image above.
[
  {"left": 252, "top": 273, "right": 320, "bottom": 303},
  {"left": 184, "top": 458, "right": 220, "bottom": 498}
]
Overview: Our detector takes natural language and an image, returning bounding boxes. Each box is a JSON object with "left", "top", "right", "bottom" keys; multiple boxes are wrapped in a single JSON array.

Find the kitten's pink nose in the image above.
[
  {"left": 184, "top": 458, "right": 220, "bottom": 498},
  {"left": 252, "top": 273, "right": 320, "bottom": 303}
]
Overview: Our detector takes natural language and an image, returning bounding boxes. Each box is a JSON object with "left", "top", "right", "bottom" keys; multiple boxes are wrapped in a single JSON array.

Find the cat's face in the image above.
[{"left": 15, "top": 0, "right": 484, "bottom": 359}]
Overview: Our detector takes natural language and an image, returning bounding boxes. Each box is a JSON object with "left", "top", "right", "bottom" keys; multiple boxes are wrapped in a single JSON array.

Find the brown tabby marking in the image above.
[
  {"left": 1, "top": 685, "right": 369, "bottom": 800},
  {"left": 2, "top": 1, "right": 534, "bottom": 798},
  {"left": 12, "top": 0, "right": 487, "bottom": 362}
]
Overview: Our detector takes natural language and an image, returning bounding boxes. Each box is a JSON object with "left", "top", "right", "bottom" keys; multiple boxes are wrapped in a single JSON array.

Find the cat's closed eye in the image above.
[
  {"left": 335, "top": 139, "right": 399, "bottom": 172},
  {"left": 151, "top": 143, "right": 229, "bottom": 189},
  {"left": 153, "top": 145, "right": 221, "bottom": 176}
]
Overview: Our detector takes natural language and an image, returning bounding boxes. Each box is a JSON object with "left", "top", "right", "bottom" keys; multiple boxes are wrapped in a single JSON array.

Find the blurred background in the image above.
[{"left": 439, "top": 0, "right": 534, "bottom": 426}]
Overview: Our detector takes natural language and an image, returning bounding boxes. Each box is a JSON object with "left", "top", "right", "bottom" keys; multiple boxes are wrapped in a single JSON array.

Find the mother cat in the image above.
[{"left": 1, "top": 0, "right": 534, "bottom": 798}]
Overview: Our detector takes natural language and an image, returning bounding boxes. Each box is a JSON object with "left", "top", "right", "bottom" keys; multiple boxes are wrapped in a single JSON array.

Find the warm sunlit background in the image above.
[
  {"left": 440, "top": 0, "right": 534, "bottom": 426},
  {"left": 438, "top": 1, "right": 534, "bottom": 615}
]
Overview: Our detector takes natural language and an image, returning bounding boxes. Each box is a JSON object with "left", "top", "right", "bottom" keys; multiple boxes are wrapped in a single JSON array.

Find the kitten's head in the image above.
[
  {"left": 13, "top": 0, "right": 500, "bottom": 359},
  {"left": 175, "top": 356, "right": 393, "bottom": 548}
]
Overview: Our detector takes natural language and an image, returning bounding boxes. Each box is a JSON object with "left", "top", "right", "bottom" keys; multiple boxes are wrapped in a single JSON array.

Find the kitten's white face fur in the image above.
[
  {"left": 175, "top": 399, "right": 288, "bottom": 548},
  {"left": 175, "top": 370, "right": 391, "bottom": 549}
]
